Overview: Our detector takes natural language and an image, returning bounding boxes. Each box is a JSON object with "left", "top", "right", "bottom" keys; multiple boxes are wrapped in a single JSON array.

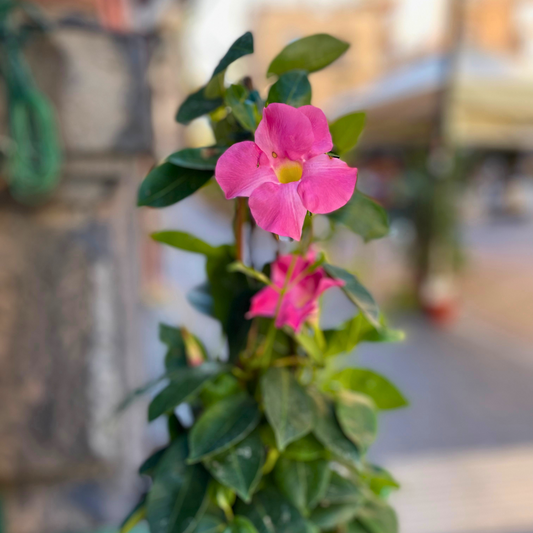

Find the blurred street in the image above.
[{"left": 354, "top": 217, "right": 533, "bottom": 533}]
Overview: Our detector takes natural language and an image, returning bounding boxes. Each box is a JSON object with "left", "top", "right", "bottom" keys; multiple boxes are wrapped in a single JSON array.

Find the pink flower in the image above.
[
  {"left": 215, "top": 103, "right": 358, "bottom": 240},
  {"left": 247, "top": 252, "right": 344, "bottom": 332}
]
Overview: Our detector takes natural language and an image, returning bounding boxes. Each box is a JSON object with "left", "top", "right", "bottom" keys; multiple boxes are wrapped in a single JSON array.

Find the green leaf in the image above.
[
  {"left": 148, "top": 363, "right": 226, "bottom": 421},
  {"left": 204, "top": 429, "right": 265, "bottom": 503},
  {"left": 328, "top": 190, "right": 389, "bottom": 243},
  {"left": 310, "top": 503, "right": 360, "bottom": 530},
  {"left": 330, "top": 369, "right": 408, "bottom": 410},
  {"left": 312, "top": 393, "right": 360, "bottom": 466},
  {"left": 329, "top": 112, "right": 366, "bottom": 155},
  {"left": 274, "top": 457, "right": 330, "bottom": 513},
  {"left": 323, "top": 316, "right": 362, "bottom": 357},
  {"left": 139, "top": 447, "right": 168, "bottom": 477},
  {"left": 213, "top": 113, "right": 253, "bottom": 146},
  {"left": 167, "top": 146, "right": 226, "bottom": 171},
  {"left": 225, "top": 85, "right": 260, "bottom": 132},
  {"left": 235, "top": 487, "right": 308, "bottom": 533},
  {"left": 152, "top": 231, "right": 219, "bottom": 256},
  {"left": 188, "top": 392, "right": 261, "bottom": 463},
  {"left": 228, "top": 262, "right": 272, "bottom": 286},
  {"left": 147, "top": 436, "right": 210, "bottom": 533},
  {"left": 261, "top": 368, "right": 315, "bottom": 450},
  {"left": 283, "top": 434, "right": 327, "bottom": 462},
  {"left": 176, "top": 86, "right": 223, "bottom": 125},
  {"left": 212, "top": 32, "right": 254, "bottom": 78},
  {"left": 187, "top": 282, "right": 215, "bottom": 317},
  {"left": 353, "top": 499, "right": 398, "bottom": 533},
  {"left": 223, "top": 517, "right": 259, "bottom": 533},
  {"left": 267, "top": 34, "right": 349, "bottom": 76},
  {"left": 267, "top": 70, "right": 312, "bottom": 107},
  {"left": 293, "top": 331, "right": 323, "bottom": 364},
  {"left": 120, "top": 494, "right": 146, "bottom": 533},
  {"left": 363, "top": 465, "right": 400, "bottom": 498},
  {"left": 138, "top": 163, "right": 212, "bottom": 208},
  {"left": 196, "top": 515, "right": 226, "bottom": 533},
  {"left": 159, "top": 324, "right": 188, "bottom": 371},
  {"left": 322, "top": 472, "right": 365, "bottom": 505},
  {"left": 335, "top": 391, "right": 378, "bottom": 453},
  {"left": 115, "top": 375, "right": 166, "bottom": 413},
  {"left": 323, "top": 264, "right": 381, "bottom": 330}
]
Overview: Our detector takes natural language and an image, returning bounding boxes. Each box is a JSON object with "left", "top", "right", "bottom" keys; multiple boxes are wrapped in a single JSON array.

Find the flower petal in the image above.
[
  {"left": 249, "top": 181, "right": 307, "bottom": 241},
  {"left": 215, "top": 141, "right": 276, "bottom": 199},
  {"left": 255, "top": 103, "right": 314, "bottom": 163},
  {"left": 299, "top": 105, "right": 333, "bottom": 157},
  {"left": 298, "top": 154, "right": 357, "bottom": 214},
  {"left": 247, "top": 286, "right": 280, "bottom": 319},
  {"left": 272, "top": 254, "right": 310, "bottom": 287},
  {"left": 276, "top": 299, "right": 315, "bottom": 332}
]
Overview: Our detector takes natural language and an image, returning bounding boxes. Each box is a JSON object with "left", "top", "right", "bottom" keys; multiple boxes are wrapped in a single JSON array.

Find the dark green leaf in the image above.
[
  {"left": 274, "top": 457, "right": 330, "bottom": 513},
  {"left": 115, "top": 375, "right": 166, "bottom": 413},
  {"left": 148, "top": 363, "right": 226, "bottom": 421},
  {"left": 152, "top": 231, "right": 218, "bottom": 256},
  {"left": 204, "top": 429, "right": 264, "bottom": 503},
  {"left": 330, "top": 369, "right": 408, "bottom": 410},
  {"left": 225, "top": 85, "right": 260, "bottom": 132},
  {"left": 310, "top": 503, "right": 360, "bottom": 530},
  {"left": 159, "top": 324, "right": 188, "bottom": 371},
  {"left": 120, "top": 493, "right": 146, "bottom": 533},
  {"left": 138, "top": 163, "right": 212, "bottom": 208},
  {"left": 235, "top": 487, "right": 308, "bottom": 533},
  {"left": 329, "top": 112, "right": 366, "bottom": 155},
  {"left": 223, "top": 517, "right": 259, "bottom": 533},
  {"left": 176, "top": 86, "right": 224, "bottom": 125},
  {"left": 283, "top": 434, "right": 327, "bottom": 462},
  {"left": 312, "top": 393, "right": 360, "bottom": 466},
  {"left": 212, "top": 32, "right": 254, "bottom": 77},
  {"left": 147, "top": 436, "right": 210, "bottom": 533},
  {"left": 139, "top": 447, "right": 168, "bottom": 476},
  {"left": 335, "top": 391, "right": 378, "bottom": 453},
  {"left": 329, "top": 190, "right": 389, "bottom": 243},
  {"left": 188, "top": 392, "right": 260, "bottom": 463},
  {"left": 261, "top": 368, "right": 315, "bottom": 450},
  {"left": 353, "top": 499, "right": 398, "bottom": 533},
  {"left": 187, "top": 282, "right": 215, "bottom": 317},
  {"left": 323, "top": 264, "right": 380, "bottom": 330},
  {"left": 322, "top": 472, "right": 365, "bottom": 505},
  {"left": 196, "top": 515, "right": 226, "bottom": 533},
  {"left": 167, "top": 146, "right": 226, "bottom": 171},
  {"left": 267, "top": 70, "right": 311, "bottom": 107},
  {"left": 268, "top": 34, "right": 349, "bottom": 76}
]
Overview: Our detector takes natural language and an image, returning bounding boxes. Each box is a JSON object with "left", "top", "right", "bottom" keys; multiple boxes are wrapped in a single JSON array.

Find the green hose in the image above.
[{"left": 0, "top": 0, "right": 62, "bottom": 203}]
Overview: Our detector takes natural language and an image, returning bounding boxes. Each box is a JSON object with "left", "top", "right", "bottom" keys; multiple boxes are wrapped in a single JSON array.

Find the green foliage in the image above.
[
  {"left": 168, "top": 147, "right": 226, "bottom": 170},
  {"left": 204, "top": 429, "right": 264, "bottom": 503},
  {"left": 138, "top": 163, "right": 212, "bottom": 208},
  {"left": 323, "top": 264, "right": 381, "bottom": 330},
  {"left": 267, "top": 70, "right": 312, "bottom": 107},
  {"left": 188, "top": 392, "right": 261, "bottom": 463},
  {"left": 330, "top": 112, "right": 366, "bottom": 155},
  {"left": 329, "top": 190, "right": 390, "bottom": 242},
  {"left": 131, "top": 31, "right": 406, "bottom": 533},
  {"left": 330, "top": 369, "right": 408, "bottom": 410},
  {"left": 267, "top": 34, "right": 349, "bottom": 76},
  {"left": 177, "top": 32, "right": 254, "bottom": 124},
  {"left": 146, "top": 437, "right": 210, "bottom": 533},
  {"left": 261, "top": 368, "right": 315, "bottom": 450}
]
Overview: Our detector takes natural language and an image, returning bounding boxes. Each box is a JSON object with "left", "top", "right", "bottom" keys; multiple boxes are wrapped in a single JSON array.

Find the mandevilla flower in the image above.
[
  {"left": 247, "top": 252, "right": 344, "bottom": 332},
  {"left": 215, "top": 103, "right": 358, "bottom": 240}
]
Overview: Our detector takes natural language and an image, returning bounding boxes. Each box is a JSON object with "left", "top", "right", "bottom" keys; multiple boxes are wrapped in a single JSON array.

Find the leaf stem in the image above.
[{"left": 235, "top": 197, "right": 247, "bottom": 262}]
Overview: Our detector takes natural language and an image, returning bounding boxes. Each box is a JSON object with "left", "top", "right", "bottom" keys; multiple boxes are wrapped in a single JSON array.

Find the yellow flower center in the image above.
[{"left": 277, "top": 161, "right": 303, "bottom": 184}]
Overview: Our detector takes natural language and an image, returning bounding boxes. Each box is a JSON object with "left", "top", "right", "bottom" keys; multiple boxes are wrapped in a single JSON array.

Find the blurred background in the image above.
[{"left": 1, "top": 1, "right": 532, "bottom": 532}]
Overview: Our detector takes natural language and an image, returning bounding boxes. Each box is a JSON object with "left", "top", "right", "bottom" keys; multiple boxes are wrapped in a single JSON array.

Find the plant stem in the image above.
[{"left": 235, "top": 197, "right": 247, "bottom": 262}]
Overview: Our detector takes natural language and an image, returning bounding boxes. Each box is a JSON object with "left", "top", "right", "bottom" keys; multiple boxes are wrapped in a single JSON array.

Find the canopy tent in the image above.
[{"left": 329, "top": 51, "right": 533, "bottom": 151}]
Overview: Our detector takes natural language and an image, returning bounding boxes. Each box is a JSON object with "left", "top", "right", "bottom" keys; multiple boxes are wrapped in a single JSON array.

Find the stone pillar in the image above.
[{"left": 0, "top": 26, "right": 154, "bottom": 533}]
